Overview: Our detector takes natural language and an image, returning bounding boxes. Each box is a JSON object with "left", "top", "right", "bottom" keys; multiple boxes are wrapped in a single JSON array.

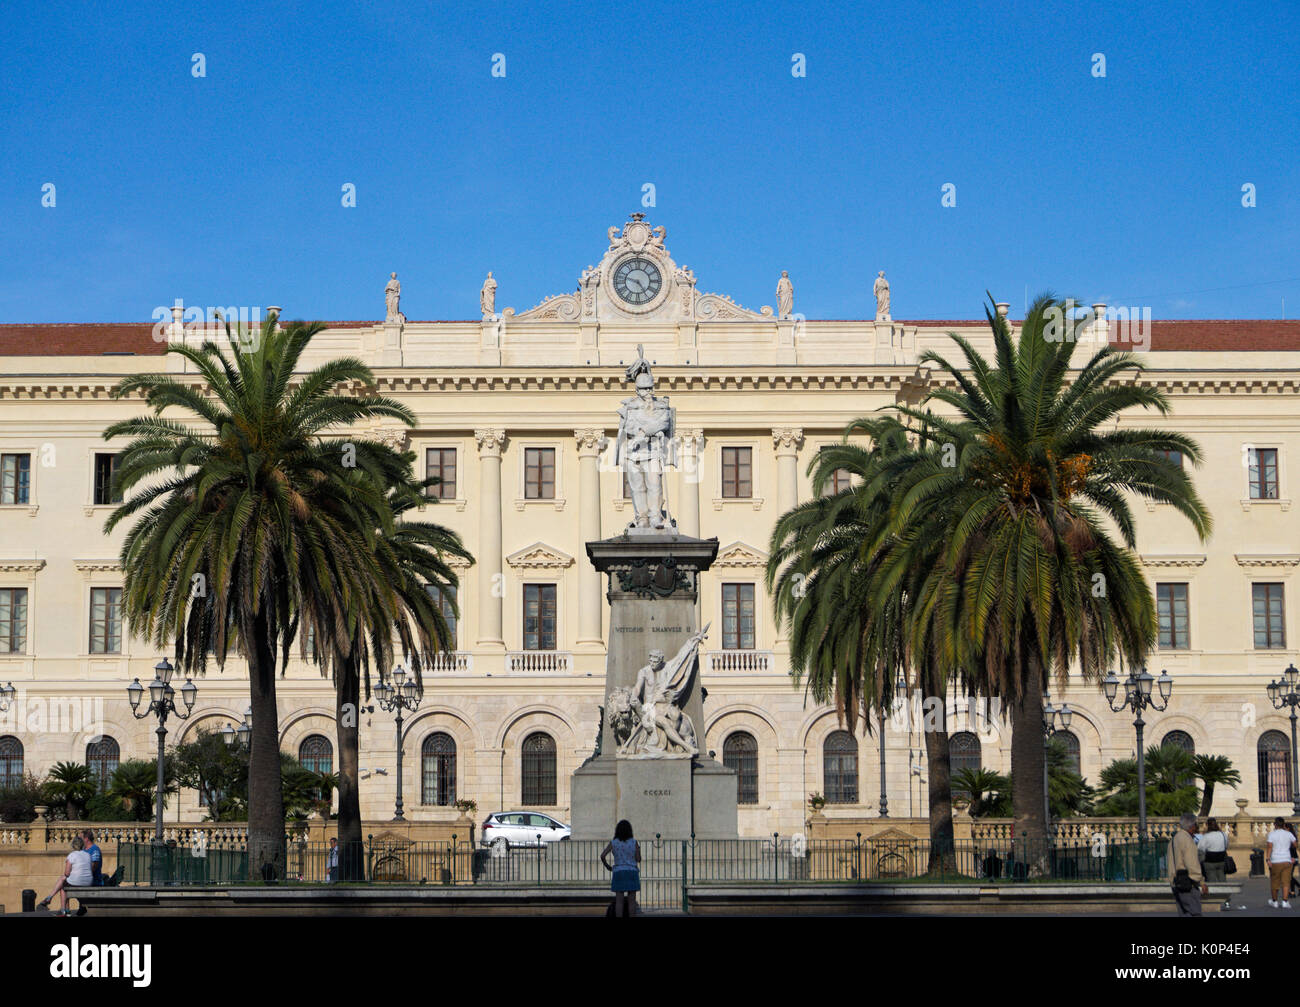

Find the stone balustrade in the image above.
[
  {"left": 427, "top": 651, "right": 474, "bottom": 673},
  {"left": 505, "top": 650, "right": 572, "bottom": 674},
  {"left": 707, "top": 650, "right": 773, "bottom": 673}
]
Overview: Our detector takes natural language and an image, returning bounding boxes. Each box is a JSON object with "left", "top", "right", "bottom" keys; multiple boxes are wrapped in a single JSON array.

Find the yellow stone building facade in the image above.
[{"left": 2, "top": 215, "right": 1299, "bottom": 834}]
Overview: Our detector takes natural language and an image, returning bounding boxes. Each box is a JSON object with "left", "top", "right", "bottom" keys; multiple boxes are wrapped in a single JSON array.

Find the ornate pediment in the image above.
[
  {"left": 497, "top": 213, "right": 771, "bottom": 324},
  {"left": 713, "top": 541, "right": 769, "bottom": 568},
  {"left": 506, "top": 542, "right": 575, "bottom": 569}
]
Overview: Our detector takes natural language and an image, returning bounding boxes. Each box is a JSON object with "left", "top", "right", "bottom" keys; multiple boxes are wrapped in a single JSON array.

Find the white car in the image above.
[{"left": 481, "top": 811, "right": 571, "bottom": 851}]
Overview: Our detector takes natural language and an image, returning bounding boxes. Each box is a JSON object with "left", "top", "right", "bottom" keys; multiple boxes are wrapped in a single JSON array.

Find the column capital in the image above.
[
  {"left": 772, "top": 427, "right": 804, "bottom": 456},
  {"left": 474, "top": 428, "right": 506, "bottom": 458},
  {"left": 573, "top": 428, "right": 606, "bottom": 457},
  {"left": 679, "top": 428, "right": 705, "bottom": 452},
  {"left": 373, "top": 426, "right": 409, "bottom": 452}
]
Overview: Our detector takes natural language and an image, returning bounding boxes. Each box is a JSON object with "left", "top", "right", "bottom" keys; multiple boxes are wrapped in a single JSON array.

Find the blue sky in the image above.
[{"left": 1, "top": 0, "right": 1296, "bottom": 322}]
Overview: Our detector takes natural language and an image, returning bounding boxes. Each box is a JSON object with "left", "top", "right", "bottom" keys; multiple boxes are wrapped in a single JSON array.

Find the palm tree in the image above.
[
  {"left": 45, "top": 762, "right": 97, "bottom": 820},
  {"left": 105, "top": 312, "right": 414, "bottom": 876},
  {"left": 107, "top": 759, "right": 177, "bottom": 822},
  {"left": 300, "top": 474, "right": 470, "bottom": 880},
  {"left": 1095, "top": 745, "right": 1199, "bottom": 817},
  {"left": 878, "top": 295, "right": 1211, "bottom": 849},
  {"left": 769, "top": 417, "right": 963, "bottom": 868},
  {"left": 1192, "top": 754, "right": 1242, "bottom": 816}
]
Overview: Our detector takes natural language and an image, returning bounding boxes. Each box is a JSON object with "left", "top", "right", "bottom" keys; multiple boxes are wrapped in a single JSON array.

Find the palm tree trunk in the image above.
[
  {"left": 336, "top": 648, "right": 364, "bottom": 881},
  {"left": 1009, "top": 649, "right": 1048, "bottom": 868},
  {"left": 1199, "top": 783, "right": 1214, "bottom": 818},
  {"left": 923, "top": 726, "right": 956, "bottom": 874},
  {"left": 246, "top": 607, "right": 285, "bottom": 880}
]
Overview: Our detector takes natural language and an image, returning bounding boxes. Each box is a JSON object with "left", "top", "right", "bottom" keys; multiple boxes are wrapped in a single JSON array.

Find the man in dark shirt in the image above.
[{"left": 81, "top": 828, "right": 103, "bottom": 886}]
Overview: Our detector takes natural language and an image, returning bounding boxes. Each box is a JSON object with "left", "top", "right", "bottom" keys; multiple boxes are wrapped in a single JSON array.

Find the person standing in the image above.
[
  {"left": 39, "top": 836, "right": 94, "bottom": 916},
  {"left": 327, "top": 837, "right": 339, "bottom": 883},
  {"left": 1168, "top": 811, "right": 1208, "bottom": 916},
  {"left": 1198, "top": 818, "right": 1228, "bottom": 883},
  {"left": 600, "top": 819, "right": 641, "bottom": 917},
  {"left": 1266, "top": 817, "right": 1297, "bottom": 907}
]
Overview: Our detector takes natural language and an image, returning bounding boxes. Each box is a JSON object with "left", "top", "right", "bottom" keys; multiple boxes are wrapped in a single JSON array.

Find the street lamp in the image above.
[
  {"left": 127, "top": 657, "right": 196, "bottom": 871},
  {"left": 1265, "top": 663, "right": 1300, "bottom": 814},
  {"left": 221, "top": 707, "right": 252, "bottom": 749},
  {"left": 1102, "top": 666, "right": 1172, "bottom": 842},
  {"left": 879, "top": 672, "right": 906, "bottom": 818},
  {"left": 1042, "top": 689, "right": 1073, "bottom": 831},
  {"left": 375, "top": 663, "right": 423, "bottom": 821},
  {"left": 0, "top": 682, "right": 15, "bottom": 714}
]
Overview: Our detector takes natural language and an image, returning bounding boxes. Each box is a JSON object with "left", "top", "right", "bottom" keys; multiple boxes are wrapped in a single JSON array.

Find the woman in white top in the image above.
[
  {"left": 600, "top": 819, "right": 641, "bottom": 917},
  {"left": 1265, "top": 816, "right": 1297, "bottom": 908},
  {"left": 40, "top": 835, "right": 94, "bottom": 916},
  {"left": 1198, "top": 817, "right": 1229, "bottom": 882}
]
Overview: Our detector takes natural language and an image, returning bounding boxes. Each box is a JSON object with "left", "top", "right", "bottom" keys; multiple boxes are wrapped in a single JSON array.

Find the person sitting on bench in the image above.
[{"left": 40, "top": 835, "right": 94, "bottom": 916}]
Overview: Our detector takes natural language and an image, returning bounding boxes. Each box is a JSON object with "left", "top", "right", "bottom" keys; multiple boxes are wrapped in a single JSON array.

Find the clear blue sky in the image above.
[{"left": 2, "top": 0, "right": 1296, "bottom": 323}]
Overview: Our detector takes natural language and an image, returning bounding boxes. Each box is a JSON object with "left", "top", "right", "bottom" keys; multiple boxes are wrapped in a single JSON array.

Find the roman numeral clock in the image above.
[{"left": 612, "top": 256, "right": 663, "bottom": 306}]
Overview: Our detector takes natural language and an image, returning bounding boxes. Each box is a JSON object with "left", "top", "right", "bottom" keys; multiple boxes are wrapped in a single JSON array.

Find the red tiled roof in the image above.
[
  {"left": 2, "top": 319, "right": 1299, "bottom": 355},
  {"left": 904, "top": 319, "right": 1300, "bottom": 351},
  {"left": 0, "top": 323, "right": 167, "bottom": 356}
]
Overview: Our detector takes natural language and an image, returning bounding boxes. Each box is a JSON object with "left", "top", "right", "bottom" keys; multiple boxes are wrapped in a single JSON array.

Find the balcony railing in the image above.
[
  {"left": 707, "top": 649, "right": 774, "bottom": 673},
  {"left": 426, "top": 651, "right": 473, "bottom": 673},
  {"left": 505, "top": 650, "right": 573, "bottom": 674}
]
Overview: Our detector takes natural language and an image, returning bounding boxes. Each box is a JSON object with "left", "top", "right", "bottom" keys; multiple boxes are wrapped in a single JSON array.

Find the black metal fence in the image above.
[{"left": 118, "top": 833, "right": 1172, "bottom": 901}]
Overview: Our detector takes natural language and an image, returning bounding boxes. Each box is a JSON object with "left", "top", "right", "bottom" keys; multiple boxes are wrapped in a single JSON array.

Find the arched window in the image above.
[
  {"left": 1161, "top": 730, "right": 1195, "bottom": 757},
  {"left": 950, "top": 732, "right": 982, "bottom": 775},
  {"left": 723, "top": 732, "right": 759, "bottom": 804},
  {"left": 86, "top": 736, "right": 120, "bottom": 790},
  {"left": 521, "top": 733, "right": 556, "bottom": 806},
  {"left": 298, "top": 735, "right": 333, "bottom": 776},
  {"left": 823, "top": 731, "right": 858, "bottom": 804},
  {"left": 1054, "top": 730, "right": 1082, "bottom": 776},
  {"left": 0, "top": 736, "right": 22, "bottom": 788},
  {"left": 421, "top": 733, "right": 457, "bottom": 806},
  {"left": 1259, "top": 731, "right": 1292, "bottom": 803}
]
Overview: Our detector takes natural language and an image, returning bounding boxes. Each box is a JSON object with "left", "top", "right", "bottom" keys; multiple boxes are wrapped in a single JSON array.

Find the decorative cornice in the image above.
[
  {"left": 713, "top": 541, "right": 769, "bottom": 568},
  {"left": 1140, "top": 554, "right": 1208, "bottom": 569},
  {"left": 0, "top": 559, "right": 45, "bottom": 574},
  {"left": 443, "top": 554, "right": 473, "bottom": 570},
  {"left": 1234, "top": 554, "right": 1300, "bottom": 569},
  {"left": 506, "top": 542, "right": 575, "bottom": 570},
  {"left": 73, "top": 559, "right": 122, "bottom": 573}
]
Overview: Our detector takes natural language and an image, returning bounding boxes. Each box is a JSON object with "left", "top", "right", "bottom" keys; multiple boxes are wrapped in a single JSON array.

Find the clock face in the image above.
[{"left": 612, "top": 257, "right": 663, "bottom": 306}]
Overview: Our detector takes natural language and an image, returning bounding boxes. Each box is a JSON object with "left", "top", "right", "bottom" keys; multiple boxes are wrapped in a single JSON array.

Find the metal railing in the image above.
[{"left": 116, "top": 833, "right": 1172, "bottom": 897}]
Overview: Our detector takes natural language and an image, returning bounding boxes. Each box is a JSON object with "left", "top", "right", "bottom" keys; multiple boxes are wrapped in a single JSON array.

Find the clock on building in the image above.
[{"left": 612, "top": 256, "right": 663, "bottom": 306}]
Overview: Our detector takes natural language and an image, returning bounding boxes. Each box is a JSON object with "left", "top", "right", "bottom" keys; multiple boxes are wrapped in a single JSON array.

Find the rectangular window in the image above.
[
  {"left": 722, "top": 583, "right": 756, "bottom": 650},
  {"left": 524, "top": 448, "right": 556, "bottom": 500},
  {"left": 428, "top": 585, "right": 458, "bottom": 649},
  {"left": 1253, "top": 583, "right": 1286, "bottom": 649},
  {"left": 93, "top": 452, "right": 123, "bottom": 505},
  {"left": 1, "top": 454, "right": 31, "bottom": 505},
  {"left": 1159, "top": 449, "right": 1184, "bottom": 469},
  {"left": 90, "top": 587, "right": 123, "bottom": 654},
  {"left": 523, "top": 584, "right": 557, "bottom": 651},
  {"left": 1249, "top": 448, "right": 1280, "bottom": 500},
  {"left": 425, "top": 448, "right": 457, "bottom": 500},
  {"left": 0, "top": 588, "right": 28, "bottom": 654},
  {"left": 721, "top": 447, "right": 752, "bottom": 499},
  {"left": 1156, "top": 582, "right": 1189, "bottom": 649}
]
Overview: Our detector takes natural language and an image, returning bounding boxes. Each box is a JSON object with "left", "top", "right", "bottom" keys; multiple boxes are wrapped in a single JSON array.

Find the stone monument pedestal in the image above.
[{"left": 571, "top": 532, "right": 738, "bottom": 841}]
